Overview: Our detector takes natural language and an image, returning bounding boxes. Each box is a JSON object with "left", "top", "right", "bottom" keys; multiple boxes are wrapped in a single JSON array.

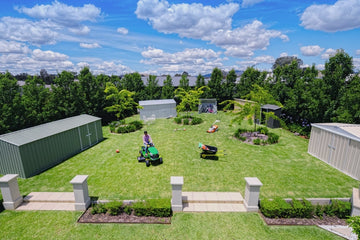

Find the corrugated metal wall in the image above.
[
  {"left": 308, "top": 126, "right": 360, "bottom": 180},
  {"left": 0, "top": 117, "right": 103, "bottom": 178},
  {"left": 140, "top": 103, "right": 177, "bottom": 119},
  {"left": 0, "top": 140, "right": 25, "bottom": 177}
]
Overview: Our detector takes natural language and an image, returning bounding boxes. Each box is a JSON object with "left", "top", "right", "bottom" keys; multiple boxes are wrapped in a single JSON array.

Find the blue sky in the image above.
[{"left": 0, "top": 0, "right": 360, "bottom": 75}]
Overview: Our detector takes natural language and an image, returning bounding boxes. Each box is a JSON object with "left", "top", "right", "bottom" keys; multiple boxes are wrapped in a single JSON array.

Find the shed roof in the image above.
[
  {"left": 311, "top": 123, "right": 360, "bottom": 142},
  {"left": 0, "top": 114, "right": 101, "bottom": 146},
  {"left": 261, "top": 104, "right": 281, "bottom": 110},
  {"left": 139, "top": 99, "right": 176, "bottom": 106}
]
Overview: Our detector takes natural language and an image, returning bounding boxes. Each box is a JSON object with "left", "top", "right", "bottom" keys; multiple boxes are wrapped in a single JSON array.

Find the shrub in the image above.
[
  {"left": 90, "top": 203, "right": 107, "bottom": 215},
  {"left": 190, "top": 117, "right": 203, "bottom": 125},
  {"left": 290, "top": 198, "right": 313, "bottom": 218},
  {"left": 105, "top": 201, "right": 124, "bottom": 216},
  {"left": 129, "top": 120, "right": 143, "bottom": 130},
  {"left": 183, "top": 118, "right": 189, "bottom": 125},
  {"left": 329, "top": 200, "right": 351, "bottom": 218},
  {"left": 267, "top": 132, "right": 279, "bottom": 144},
  {"left": 239, "top": 136, "right": 246, "bottom": 141},
  {"left": 124, "top": 205, "right": 132, "bottom": 215},
  {"left": 347, "top": 216, "right": 360, "bottom": 238},
  {"left": 234, "top": 128, "right": 248, "bottom": 138},
  {"left": 314, "top": 204, "right": 325, "bottom": 219},
  {"left": 132, "top": 199, "right": 172, "bottom": 217},
  {"left": 174, "top": 117, "right": 182, "bottom": 124},
  {"left": 261, "top": 198, "right": 350, "bottom": 219},
  {"left": 257, "top": 127, "right": 269, "bottom": 135},
  {"left": 253, "top": 138, "right": 261, "bottom": 145},
  {"left": 260, "top": 198, "right": 292, "bottom": 218}
]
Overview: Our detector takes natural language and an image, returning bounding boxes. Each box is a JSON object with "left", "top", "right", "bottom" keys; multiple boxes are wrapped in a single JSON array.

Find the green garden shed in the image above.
[{"left": 0, "top": 114, "right": 103, "bottom": 178}]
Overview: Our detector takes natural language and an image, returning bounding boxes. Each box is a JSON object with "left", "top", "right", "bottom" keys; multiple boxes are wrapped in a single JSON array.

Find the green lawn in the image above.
[{"left": 0, "top": 111, "right": 358, "bottom": 239}]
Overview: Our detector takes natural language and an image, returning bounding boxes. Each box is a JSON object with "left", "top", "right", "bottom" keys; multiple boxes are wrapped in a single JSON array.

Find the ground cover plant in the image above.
[{"left": 0, "top": 111, "right": 358, "bottom": 239}]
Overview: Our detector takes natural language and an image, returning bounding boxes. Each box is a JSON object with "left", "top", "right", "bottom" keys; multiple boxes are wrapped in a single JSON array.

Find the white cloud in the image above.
[
  {"left": 80, "top": 42, "right": 101, "bottom": 49},
  {"left": 280, "top": 52, "right": 288, "bottom": 57},
  {"left": 353, "top": 58, "right": 360, "bottom": 70},
  {"left": 236, "top": 55, "right": 275, "bottom": 70},
  {"left": 140, "top": 47, "right": 224, "bottom": 74},
  {"left": 16, "top": 1, "right": 101, "bottom": 27},
  {"left": 321, "top": 48, "right": 337, "bottom": 59},
  {"left": 300, "top": 0, "right": 360, "bottom": 32},
  {"left": 32, "top": 49, "right": 68, "bottom": 61},
  {"left": 0, "top": 40, "right": 30, "bottom": 54},
  {"left": 356, "top": 50, "right": 360, "bottom": 55},
  {"left": 300, "top": 45, "right": 324, "bottom": 56},
  {"left": 117, "top": 27, "right": 129, "bottom": 35},
  {"left": 136, "top": 0, "right": 239, "bottom": 39},
  {"left": 241, "top": 0, "right": 264, "bottom": 8},
  {"left": 0, "top": 17, "right": 58, "bottom": 45},
  {"left": 210, "top": 20, "right": 289, "bottom": 57},
  {"left": 76, "top": 61, "right": 132, "bottom": 75},
  {"left": 136, "top": 1, "right": 288, "bottom": 58}
]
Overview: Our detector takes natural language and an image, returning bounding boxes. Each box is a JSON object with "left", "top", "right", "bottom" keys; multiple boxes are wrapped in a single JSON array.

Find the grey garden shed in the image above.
[
  {"left": 198, "top": 99, "right": 217, "bottom": 114},
  {"left": 139, "top": 99, "right": 177, "bottom": 120},
  {"left": 0, "top": 114, "right": 103, "bottom": 178},
  {"left": 308, "top": 123, "right": 360, "bottom": 180},
  {"left": 261, "top": 104, "right": 281, "bottom": 128}
]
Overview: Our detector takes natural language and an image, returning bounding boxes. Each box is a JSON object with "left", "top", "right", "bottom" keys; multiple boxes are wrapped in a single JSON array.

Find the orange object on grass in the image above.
[{"left": 207, "top": 125, "right": 218, "bottom": 133}]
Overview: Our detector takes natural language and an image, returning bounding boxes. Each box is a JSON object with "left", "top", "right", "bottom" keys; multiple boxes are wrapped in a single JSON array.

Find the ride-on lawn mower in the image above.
[{"left": 137, "top": 143, "right": 163, "bottom": 167}]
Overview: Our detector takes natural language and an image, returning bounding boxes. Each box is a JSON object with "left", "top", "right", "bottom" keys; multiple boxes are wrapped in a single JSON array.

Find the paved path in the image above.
[
  {"left": 16, "top": 192, "right": 75, "bottom": 211},
  {"left": 182, "top": 191, "right": 246, "bottom": 212}
]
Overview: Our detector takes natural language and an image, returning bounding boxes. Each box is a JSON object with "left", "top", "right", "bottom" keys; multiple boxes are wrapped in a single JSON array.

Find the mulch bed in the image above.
[
  {"left": 260, "top": 213, "right": 347, "bottom": 226},
  {"left": 77, "top": 208, "right": 171, "bottom": 224}
]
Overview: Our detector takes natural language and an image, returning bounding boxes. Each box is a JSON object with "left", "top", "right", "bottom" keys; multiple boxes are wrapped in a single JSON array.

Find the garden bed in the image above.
[
  {"left": 260, "top": 213, "right": 347, "bottom": 226},
  {"left": 78, "top": 207, "right": 171, "bottom": 224}
]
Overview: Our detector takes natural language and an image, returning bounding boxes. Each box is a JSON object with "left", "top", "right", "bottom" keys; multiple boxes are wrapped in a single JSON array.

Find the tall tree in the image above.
[
  {"left": 174, "top": 86, "right": 209, "bottom": 117},
  {"left": 179, "top": 74, "right": 190, "bottom": 90},
  {"left": 0, "top": 72, "right": 23, "bottom": 133},
  {"left": 335, "top": 75, "right": 360, "bottom": 123},
  {"left": 161, "top": 75, "right": 174, "bottom": 99},
  {"left": 323, "top": 49, "right": 353, "bottom": 121},
  {"left": 145, "top": 75, "right": 160, "bottom": 100},
  {"left": 224, "top": 69, "right": 237, "bottom": 100},
  {"left": 104, "top": 82, "right": 140, "bottom": 119},
  {"left": 195, "top": 73, "right": 205, "bottom": 88},
  {"left": 21, "top": 76, "right": 51, "bottom": 127},
  {"left": 222, "top": 84, "right": 282, "bottom": 131},
  {"left": 207, "top": 67, "right": 223, "bottom": 101},
  {"left": 49, "top": 71, "right": 85, "bottom": 119},
  {"left": 121, "top": 72, "right": 146, "bottom": 101}
]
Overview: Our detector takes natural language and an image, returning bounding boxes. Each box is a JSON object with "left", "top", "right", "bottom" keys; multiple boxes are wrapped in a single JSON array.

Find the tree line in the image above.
[{"left": 0, "top": 49, "right": 359, "bottom": 135}]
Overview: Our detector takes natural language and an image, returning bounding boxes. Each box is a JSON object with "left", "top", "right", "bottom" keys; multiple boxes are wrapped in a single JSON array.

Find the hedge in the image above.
[
  {"left": 260, "top": 198, "right": 351, "bottom": 219},
  {"left": 90, "top": 199, "right": 172, "bottom": 218}
]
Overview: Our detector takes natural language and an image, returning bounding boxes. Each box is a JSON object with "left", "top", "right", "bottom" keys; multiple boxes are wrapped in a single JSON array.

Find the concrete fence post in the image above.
[
  {"left": 171, "top": 176, "right": 183, "bottom": 212},
  {"left": 244, "top": 177, "right": 263, "bottom": 212},
  {"left": 70, "top": 175, "right": 91, "bottom": 211},
  {"left": 0, "top": 174, "right": 23, "bottom": 210},
  {"left": 351, "top": 185, "right": 360, "bottom": 216}
]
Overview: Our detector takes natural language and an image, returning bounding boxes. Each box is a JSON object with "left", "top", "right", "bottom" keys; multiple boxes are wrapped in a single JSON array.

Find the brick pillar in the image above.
[
  {"left": 70, "top": 175, "right": 91, "bottom": 211},
  {"left": 244, "top": 177, "right": 262, "bottom": 212},
  {"left": 171, "top": 176, "right": 183, "bottom": 212},
  {"left": 0, "top": 174, "right": 23, "bottom": 210}
]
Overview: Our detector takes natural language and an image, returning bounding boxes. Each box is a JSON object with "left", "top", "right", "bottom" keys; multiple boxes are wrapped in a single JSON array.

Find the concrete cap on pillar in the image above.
[
  {"left": 0, "top": 174, "right": 19, "bottom": 183},
  {"left": 171, "top": 176, "right": 183, "bottom": 185},
  {"left": 245, "top": 177, "right": 263, "bottom": 186},
  {"left": 70, "top": 175, "right": 89, "bottom": 184}
]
